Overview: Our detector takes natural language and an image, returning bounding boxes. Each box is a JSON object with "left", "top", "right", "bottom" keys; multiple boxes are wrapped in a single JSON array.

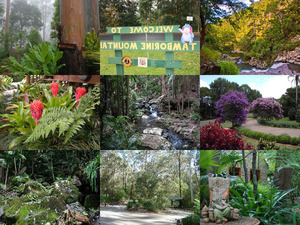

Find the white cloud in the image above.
[
  {"left": 200, "top": 80, "right": 209, "bottom": 88},
  {"left": 248, "top": 82, "right": 257, "bottom": 90},
  {"left": 256, "top": 76, "right": 295, "bottom": 99}
]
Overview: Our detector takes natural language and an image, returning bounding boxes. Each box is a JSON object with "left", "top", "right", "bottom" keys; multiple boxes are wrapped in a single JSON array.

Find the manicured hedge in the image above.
[
  {"left": 257, "top": 118, "right": 300, "bottom": 129},
  {"left": 238, "top": 128, "right": 300, "bottom": 146}
]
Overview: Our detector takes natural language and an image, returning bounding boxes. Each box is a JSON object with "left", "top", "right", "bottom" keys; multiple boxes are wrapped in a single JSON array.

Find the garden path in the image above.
[
  {"left": 100, "top": 205, "right": 192, "bottom": 225},
  {"left": 242, "top": 118, "right": 300, "bottom": 138}
]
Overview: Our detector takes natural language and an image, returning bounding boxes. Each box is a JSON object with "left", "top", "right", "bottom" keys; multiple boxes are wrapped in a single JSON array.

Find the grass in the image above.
[
  {"left": 100, "top": 49, "right": 200, "bottom": 75},
  {"left": 242, "top": 136, "right": 299, "bottom": 150},
  {"left": 270, "top": 117, "right": 299, "bottom": 125}
]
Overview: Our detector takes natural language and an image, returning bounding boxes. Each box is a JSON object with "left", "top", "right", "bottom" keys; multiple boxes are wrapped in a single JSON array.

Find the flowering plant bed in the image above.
[{"left": 0, "top": 82, "right": 100, "bottom": 150}]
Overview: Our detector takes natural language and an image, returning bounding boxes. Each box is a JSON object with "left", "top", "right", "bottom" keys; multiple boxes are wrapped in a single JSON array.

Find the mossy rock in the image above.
[
  {"left": 20, "top": 181, "right": 48, "bottom": 197},
  {"left": 3, "top": 196, "right": 30, "bottom": 220},
  {"left": 40, "top": 196, "right": 66, "bottom": 212},
  {"left": 84, "top": 195, "right": 100, "bottom": 210},
  {"left": 52, "top": 180, "right": 80, "bottom": 204},
  {"left": 5, "top": 196, "right": 66, "bottom": 225}
]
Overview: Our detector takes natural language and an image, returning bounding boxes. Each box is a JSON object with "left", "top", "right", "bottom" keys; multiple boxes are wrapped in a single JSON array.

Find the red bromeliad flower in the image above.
[
  {"left": 75, "top": 87, "right": 87, "bottom": 107},
  {"left": 30, "top": 100, "right": 44, "bottom": 125},
  {"left": 51, "top": 83, "right": 59, "bottom": 97}
]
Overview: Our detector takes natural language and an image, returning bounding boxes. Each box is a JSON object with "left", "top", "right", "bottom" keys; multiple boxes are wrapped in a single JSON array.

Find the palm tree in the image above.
[{"left": 288, "top": 75, "right": 299, "bottom": 110}]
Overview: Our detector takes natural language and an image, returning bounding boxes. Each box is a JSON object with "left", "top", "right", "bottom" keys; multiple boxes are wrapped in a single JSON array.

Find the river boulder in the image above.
[
  {"left": 275, "top": 47, "right": 300, "bottom": 65},
  {"left": 57, "top": 209, "right": 90, "bottom": 225},
  {"left": 143, "top": 127, "right": 163, "bottom": 136},
  {"left": 130, "top": 134, "right": 175, "bottom": 150},
  {"left": 247, "top": 57, "right": 267, "bottom": 69},
  {"left": 149, "top": 98, "right": 159, "bottom": 104},
  {"left": 200, "top": 61, "right": 221, "bottom": 75},
  {"left": 221, "top": 54, "right": 240, "bottom": 63},
  {"left": 52, "top": 180, "right": 80, "bottom": 204}
]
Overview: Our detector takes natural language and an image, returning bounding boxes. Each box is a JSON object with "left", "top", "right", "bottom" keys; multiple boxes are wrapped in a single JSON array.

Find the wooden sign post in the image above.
[{"left": 100, "top": 25, "right": 200, "bottom": 75}]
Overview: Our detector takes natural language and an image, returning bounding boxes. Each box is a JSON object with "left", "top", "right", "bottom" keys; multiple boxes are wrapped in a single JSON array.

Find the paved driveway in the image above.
[
  {"left": 242, "top": 118, "right": 300, "bottom": 138},
  {"left": 100, "top": 205, "right": 192, "bottom": 225}
]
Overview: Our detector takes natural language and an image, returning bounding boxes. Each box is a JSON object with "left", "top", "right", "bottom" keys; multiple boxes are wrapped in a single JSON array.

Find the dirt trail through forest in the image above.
[
  {"left": 242, "top": 118, "right": 300, "bottom": 138},
  {"left": 100, "top": 205, "right": 192, "bottom": 225}
]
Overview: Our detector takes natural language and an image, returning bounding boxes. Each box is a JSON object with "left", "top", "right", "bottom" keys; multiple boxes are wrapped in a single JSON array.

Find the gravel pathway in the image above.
[
  {"left": 242, "top": 118, "right": 300, "bottom": 138},
  {"left": 100, "top": 205, "right": 192, "bottom": 225}
]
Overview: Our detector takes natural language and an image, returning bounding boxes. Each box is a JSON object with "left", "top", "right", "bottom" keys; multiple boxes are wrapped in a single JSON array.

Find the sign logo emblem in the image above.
[
  {"left": 138, "top": 57, "right": 148, "bottom": 67},
  {"left": 122, "top": 56, "right": 133, "bottom": 67}
]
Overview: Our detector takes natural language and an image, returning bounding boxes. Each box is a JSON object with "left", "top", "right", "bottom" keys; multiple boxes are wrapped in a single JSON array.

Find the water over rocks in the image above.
[
  {"left": 143, "top": 127, "right": 163, "bottom": 136},
  {"left": 240, "top": 62, "right": 300, "bottom": 75}
]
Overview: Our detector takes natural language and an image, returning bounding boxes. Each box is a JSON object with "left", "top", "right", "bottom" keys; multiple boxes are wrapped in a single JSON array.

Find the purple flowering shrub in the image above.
[
  {"left": 215, "top": 90, "right": 250, "bottom": 128},
  {"left": 251, "top": 98, "right": 284, "bottom": 120}
]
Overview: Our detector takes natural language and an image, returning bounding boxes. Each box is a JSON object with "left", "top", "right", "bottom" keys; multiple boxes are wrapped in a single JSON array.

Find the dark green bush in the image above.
[
  {"left": 296, "top": 110, "right": 300, "bottom": 123},
  {"left": 238, "top": 128, "right": 300, "bottom": 146},
  {"left": 182, "top": 214, "right": 200, "bottom": 225},
  {"left": 288, "top": 108, "right": 297, "bottom": 121},
  {"left": 142, "top": 200, "right": 157, "bottom": 212},
  {"left": 257, "top": 117, "right": 300, "bottom": 129},
  {"left": 230, "top": 179, "right": 298, "bottom": 225},
  {"left": 218, "top": 61, "right": 239, "bottom": 75}
]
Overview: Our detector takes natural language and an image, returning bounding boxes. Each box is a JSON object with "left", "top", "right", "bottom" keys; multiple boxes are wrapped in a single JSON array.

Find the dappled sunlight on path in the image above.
[{"left": 100, "top": 205, "right": 193, "bottom": 225}]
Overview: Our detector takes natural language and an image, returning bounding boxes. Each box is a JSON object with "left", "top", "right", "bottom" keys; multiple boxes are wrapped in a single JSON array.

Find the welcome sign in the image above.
[
  {"left": 100, "top": 25, "right": 200, "bottom": 75},
  {"left": 100, "top": 41, "right": 199, "bottom": 52},
  {"left": 106, "top": 25, "right": 180, "bottom": 34}
]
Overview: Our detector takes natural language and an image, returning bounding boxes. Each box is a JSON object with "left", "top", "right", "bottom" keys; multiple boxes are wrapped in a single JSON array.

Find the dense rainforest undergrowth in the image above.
[
  {"left": 100, "top": 150, "right": 200, "bottom": 225},
  {"left": 0, "top": 150, "right": 100, "bottom": 225},
  {"left": 100, "top": 75, "right": 200, "bottom": 150},
  {"left": 201, "top": 0, "right": 300, "bottom": 74}
]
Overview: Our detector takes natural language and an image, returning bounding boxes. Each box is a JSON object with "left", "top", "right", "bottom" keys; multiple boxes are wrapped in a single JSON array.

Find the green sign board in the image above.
[
  {"left": 100, "top": 41, "right": 200, "bottom": 52},
  {"left": 100, "top": 25, "right": 200, "bottom": 75},
  {"left": 106, "top": 25, "right": 181, "bottom": 34}
]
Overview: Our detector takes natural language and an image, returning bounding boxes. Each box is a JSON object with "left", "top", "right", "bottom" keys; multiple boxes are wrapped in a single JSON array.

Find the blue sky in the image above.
[{"left": 200, "top": 75, "right": 297, "bottom": 99}]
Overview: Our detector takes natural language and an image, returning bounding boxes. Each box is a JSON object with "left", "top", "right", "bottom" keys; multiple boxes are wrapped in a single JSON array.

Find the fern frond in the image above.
[{"left": 64, "top": 118, "right": 85, "bottom": 144}]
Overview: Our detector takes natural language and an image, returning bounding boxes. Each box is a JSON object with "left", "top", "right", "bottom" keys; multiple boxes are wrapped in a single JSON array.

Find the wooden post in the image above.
[
  {"left": 59, "top": 0, "right": 86, "bottom": 74},
  {"left": 165, "top": 33, "right": 174, "bottom": 75},
  {"left": 26, "top": 75, "right": 30, "bottom": 85},
  {"left": 113, "top": 34, "right": 124, "bottom": 75}
]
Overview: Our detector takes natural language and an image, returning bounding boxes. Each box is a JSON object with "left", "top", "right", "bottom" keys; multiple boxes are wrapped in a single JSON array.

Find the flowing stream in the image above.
[
  {"left": 134, "top": 103, "right": 196, "bottom": 150},
  {"left": 237, "top": 61, "right": 300, "bottom": 75}
]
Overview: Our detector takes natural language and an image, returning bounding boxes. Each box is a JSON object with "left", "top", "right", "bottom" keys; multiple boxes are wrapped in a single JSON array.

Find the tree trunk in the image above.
[
  {"left": 242, "top": 150, "right": 248, "bottom": 183},
  {"left": 5, "top": 0, "right": 10, "bottom": 57},
  {"left": 14, "top": 157, "right": 17, "bottom": 174},
  {"left": 116, "top": 78, "right": 120, "bottom": 116},
  {"left": 252, "top": 151, "right": 258, "bottom": 197},
  {"left": 274, "top": 152, "right": 293, "bottom": 190},
  {"left": 126, "top": 76, "right": 129, "bottom": 116},
  {"left": 162, "top": 75, "right": 166, "bottom": 96},
  {"left": 200, "top": 12, "right": 205, "bottom": 50},
  {"left": 189, "top": 151, "right": 194, "bottom": 204},
  {"left": 59, "top": 0, "right": 86, "bottom": 74},
  {"left": 83, "top": 0, "right": 100, "bottom": 33},
  {"left": 5, "top": 165, "right": 9, "bottom": 189}
]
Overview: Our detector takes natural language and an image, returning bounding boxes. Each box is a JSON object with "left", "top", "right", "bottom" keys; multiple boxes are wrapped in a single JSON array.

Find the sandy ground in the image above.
[{"left": 100, "top": 205, "right": 193, "bottom": 225}]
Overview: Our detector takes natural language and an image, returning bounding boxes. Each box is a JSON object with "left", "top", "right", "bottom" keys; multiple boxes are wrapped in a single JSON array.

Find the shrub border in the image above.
[
  {"left": 257, "top": 117, "right": 300, "bottom": 129},
  {"left": 237, "top": 128, "right": 300, "bottom": 146}
]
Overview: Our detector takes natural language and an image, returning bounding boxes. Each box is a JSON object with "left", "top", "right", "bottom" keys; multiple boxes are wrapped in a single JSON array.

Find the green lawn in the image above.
[
  {"left": 100, "top": 49, "right": 200, "bottom": 75},
  {"left": 270, "top": 117, "right": 299, "bottom": 125}
]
